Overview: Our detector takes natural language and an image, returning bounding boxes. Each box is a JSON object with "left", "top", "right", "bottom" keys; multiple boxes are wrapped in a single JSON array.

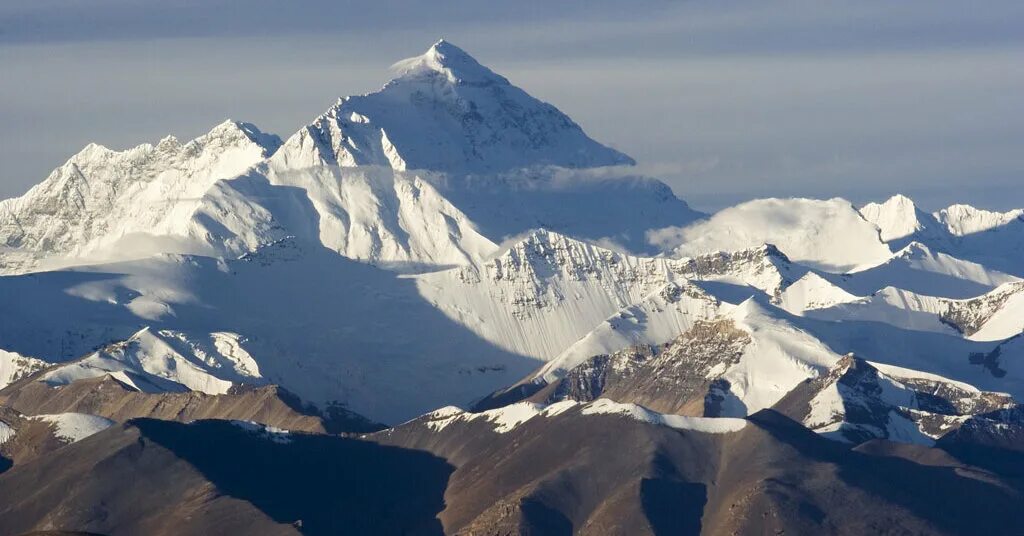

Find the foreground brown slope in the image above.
[{"left": 0, "top": 405, "right": 1020, "bottom": 535}]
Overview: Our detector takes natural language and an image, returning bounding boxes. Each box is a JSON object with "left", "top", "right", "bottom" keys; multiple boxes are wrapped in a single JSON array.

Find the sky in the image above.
[{"left": 1, "top": 0, "right": 1022, "bottom": 212}]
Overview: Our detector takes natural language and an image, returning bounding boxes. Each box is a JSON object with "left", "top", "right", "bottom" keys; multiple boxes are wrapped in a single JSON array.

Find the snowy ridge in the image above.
[
  {"left": 839, "top": 241, "right": 1020, "bottom": 298},
  {"left": 0, "top": 121, "right": 281, "bottom": 273},
  {"left": 415, "top": 229, "right": 693, "bottom": 360},
  {"left": 936, "top": 204, "right": 1024, "bottom": 236},
  {"left": 799, "top": 281, "right": 1024, "bottom": 341},
  {"left": 536, "top": 297, "right": 841, "bottom": 416},
  {"left": 858, "top": 194, "right": 949, "bottom": 247},
  {"left": 222, "top": 166, "right": 501, "bottom": 270},
  {"left": 41, "top": 327, "right": 264, "bottom": 395},
  {"left": 580, "top": 398, "right": 747, "bottom": 433},
  {"left": 411, "top": 398, "right": 745, "bottom": 435}
]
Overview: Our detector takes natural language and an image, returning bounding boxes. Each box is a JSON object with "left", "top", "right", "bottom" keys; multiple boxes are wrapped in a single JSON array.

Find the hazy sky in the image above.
[{"left": 2, "top": 1, "right": 1022, "bottom": 212}]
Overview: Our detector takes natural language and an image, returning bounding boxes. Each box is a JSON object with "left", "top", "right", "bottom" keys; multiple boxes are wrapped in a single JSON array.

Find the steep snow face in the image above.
[
  {"left": 202, "top": 165, "right": 501, "bottom": 270},
  {"left": 0, "top": 121, "right": 281, "bottom": 273},
  {"left": 655, "top": 198, "right": 892, "bottom": 272},
  {"left": 776, "top": 272, "right": 858, "bottom": 314},
  {"left": 717, "top": 299, "right": 841, "bottom": 415},
  {"left": 41, "top": 327, "right": 265, "bottom": 395},
  {"left": 414, "top": 229, "right": 694, "bottom": 360},
  {"left": 936, "top": 204, "right": 1024, "bottom": 236},
  {"left": 415, "top": 231, "right": 787, "bottom": 364},
  {"left": 32, "top": 413, "right": 115, "bottom": 443},
  {"left": 798, "top": 282, "right": 1024, "bottom": 341},
  {"left": 0, "top": 349, "right": 47, "bottom": 389},
  {"left": 804, "top": 287, "right": 958, "bottom": 336},
  {"left": 0, "top": 421, "right": 13, "bottom": 446},
  {"left": 859, "top": 194, "right": 947, "bottom": 246},
  {"left": 534, "top": 282, "right": 724, "bottom": 382},
  {"left": 272, "top": 40, "right": 633, "bottom": 174},
  {"left": 840, "top": 242, "right": 1020, "bottom": 298}
]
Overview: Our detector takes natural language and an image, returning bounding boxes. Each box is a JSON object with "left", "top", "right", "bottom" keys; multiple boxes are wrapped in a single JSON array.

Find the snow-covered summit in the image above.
[
  {"left": 390, "top": 39, "right": 506, "bottom": 85},
  {"left": 271, "top": 40, "right": 635, "bottom": 174},
  {"left": 859, "top": 194, "right": 945, "bottom": 245}
]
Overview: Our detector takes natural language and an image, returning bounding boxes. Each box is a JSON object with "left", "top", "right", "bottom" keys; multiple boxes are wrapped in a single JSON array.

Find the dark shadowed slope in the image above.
[{"left": 0, "top": 419, "right": 452, "bottom": 536}]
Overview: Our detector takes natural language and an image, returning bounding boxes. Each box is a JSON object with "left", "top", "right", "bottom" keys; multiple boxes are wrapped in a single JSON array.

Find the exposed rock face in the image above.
[
  {"left": 774, "top": 355, "right": 1021, "bottom": 447},
  {"left": 0, "top": 374, "right": 383, "bottom": 436},
  {"left": 940, "top": 281, "right": 1024, "bottom": 336},
  {"left": 531, "top": 319, "right": 751, "bottom": 416}
]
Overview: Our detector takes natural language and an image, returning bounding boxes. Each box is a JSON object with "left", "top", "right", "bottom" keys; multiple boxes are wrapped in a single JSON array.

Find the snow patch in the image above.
[
  {"left": 580, "top": 399, "right": 747, "bottom": 433},
  {"left": 33, "top": 413, "right": 114, "bottom": 443}
]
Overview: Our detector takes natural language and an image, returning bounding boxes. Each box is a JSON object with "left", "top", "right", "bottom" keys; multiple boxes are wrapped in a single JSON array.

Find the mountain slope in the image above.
[
  {"left": 832, "top": 241, "right": 1020, "bottom": 298},
  {"left": 773, "top": 355, "right": 1020, "bottom": 446},
  {"left": 375, "top": 401, "right": 1023, "bottom": 535}
]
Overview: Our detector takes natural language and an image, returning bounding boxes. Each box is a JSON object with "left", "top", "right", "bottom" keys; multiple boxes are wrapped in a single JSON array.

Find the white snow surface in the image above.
[
  {"left": 534, "top": 281, "right": 723, "bottom": 382},
  {"left": 415, "top": 399, "right": 745, "bottom": 434},
  {"left": 580, "top": 399, "right": 747, "bottom": 433},
  {"left": 41, "top": 327, "right": 264, "bottom": 395},
  {"left": 33, "top": 413, "right": 115, "bottom": 443},
  {"left": 273, "top": 40, "right": 633, "bottom": 175},
  {"left": 0, "top": 121, "right": 280, "bottom": 273},
  {"left": 0, "top": 421, "right": 14, "bottom": 446},
  {"left": 0, "top": 349, "right": 48, "bottom": 389},
  {"left": 0, "top": 41, "right": 1022, "bottom": 433},
  {"left": 936, "top": 204, "right": 1024, "bottom": 236},
  {"left": 840, "top": 242, "right": 1020, "bottom": 298},
  {"left": 655, "top": 198, "right": 893, "bottom": 272},
  {"left": 776, "top": 272, "right": 859, "bottom": 314}
]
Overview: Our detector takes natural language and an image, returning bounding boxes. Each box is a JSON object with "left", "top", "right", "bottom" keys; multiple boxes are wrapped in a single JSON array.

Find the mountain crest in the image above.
[{"left": 390, "top": 39, "right": 507, "bottom": 86}]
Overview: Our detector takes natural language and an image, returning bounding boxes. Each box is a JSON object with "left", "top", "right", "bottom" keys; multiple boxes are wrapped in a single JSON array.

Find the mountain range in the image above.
[{"left": 0, "top": 40, "right": 1021, "bottom": 535}]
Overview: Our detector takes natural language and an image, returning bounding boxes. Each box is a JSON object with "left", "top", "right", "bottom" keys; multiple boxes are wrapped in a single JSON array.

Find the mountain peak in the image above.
[
  {"left": 275, "top": 40, "right": 634, "bottom": 174},
  {"left": 390, "top": 39, "right": 506, "bottom": 86},
  {"left": 859, "top": 194, "right": 924, "bottom": 242}
]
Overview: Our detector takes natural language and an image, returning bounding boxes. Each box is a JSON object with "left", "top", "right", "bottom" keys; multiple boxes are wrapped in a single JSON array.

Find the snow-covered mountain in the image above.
[
  {"left": 654, "top": 197, "right": 893, "bottom": 272},
  {"left": 775, "top": 355, "right": 1021, "bottom": 447},
  {"left": 0, "top": 40, "right": 1021, "bottom": 435},
  {"left": 0, "top": 121, "right": 281, "bottom": 273},
  {"left": 1, "top": 39, "right": 1023, "bottom": 535}
]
